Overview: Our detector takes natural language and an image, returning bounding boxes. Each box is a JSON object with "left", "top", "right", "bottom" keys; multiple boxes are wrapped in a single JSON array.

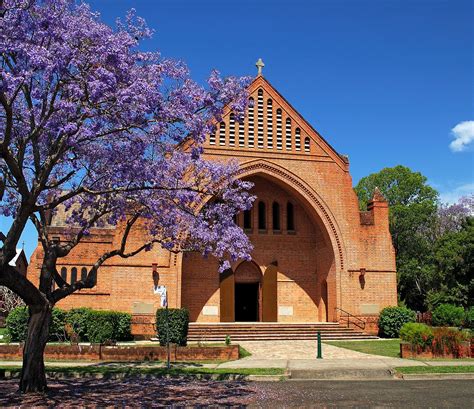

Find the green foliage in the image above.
[
  {"left": 5, "top": 306, "right": 28, "bottom": 342},
  {"left": 85, "top": 310, "right": 133, "bottom": 344},
  {"left": 378, "top": 306, "right": 416, "bottom": 338},
  {"left": 65, "top": 308, "right": 92, "bottom": 341},
  {"left": 399, "top": 322, "right": 433, "bottom": 349},
  {"left": 156, "top": 308, "right": 189, "bottom": 346},
  {"left": 465, "top": 307, "right": 474, "bottom": 329},
  {"left": 49, "top": 308, "right": 68, "bottom": 341},
  {"left": 225, "top": 335, "right": 231, "bottom": 345},
  {"left": 431, "top": 304, "right": 465, "bottom": 327},
  {"left": 6, "top": 307, "right": 132, "bottom": 343}
]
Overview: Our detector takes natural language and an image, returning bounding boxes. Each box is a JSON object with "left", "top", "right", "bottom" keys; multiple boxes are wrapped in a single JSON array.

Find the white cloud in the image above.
[
  {"left": 439, "top": 182, "right": 474, "bottom": 204},
  {"left": 449, "top": 120, "right": 474, "bottom": 152}
]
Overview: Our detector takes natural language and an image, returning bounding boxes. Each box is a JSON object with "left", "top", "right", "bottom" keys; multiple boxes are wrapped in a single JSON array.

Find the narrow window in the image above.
[
  {"left": 238, "top": 116, "right": 245, "bottom": 147},
  {"left": 70, "top": 267, "right": 77, "bottom": 284},
  {"left": 276, "top": 109, "right": 282, "bottom": 150},
  {"left": 60, "top": 267, "right": 67, "bottom": 283},
  {"left": 258, "top": 201, "right": 266, "bottom": 230},
  {"left": 285, "top": 118, "right": 292, "bottom": 150},
  {"left": 229, "top": 113, "right": 235, "bottom": 146},
  {"left": 219, "top": 122, "right": 226, "bottom": 146},
  {"left": 209, "top": 131, "right": 216, "bottom": 145},
  {"left": 272, "top": 202, "right": 281, "bottom": 231},
  {"left": 257, "top": 89, "right": 264, "bottom": 148},
  {"left": 295, "top": 128, "right": 301, "bottom": 151},
  {"left": 248, "top": 97, "right": 254, "bottom": 148},
  {"left": 304, "top": 137, "right": 310, "bottom": 152},
  {"left": 287, "top": 202, "right": 295, "bottom": 231},
  {"left": 267, "top": 99, "right": 273, "bottom": 149},
  {"left": 81, "top": 267, "right": 88, "bottom": 281},
  {"left": 244, "top": 210, "right": 252, "bottom": 229}
]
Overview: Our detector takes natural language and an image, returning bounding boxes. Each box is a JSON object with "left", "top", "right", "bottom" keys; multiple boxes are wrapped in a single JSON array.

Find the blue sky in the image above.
[{"left": 1, "top": 0, "right": 473, "bottom": 258}]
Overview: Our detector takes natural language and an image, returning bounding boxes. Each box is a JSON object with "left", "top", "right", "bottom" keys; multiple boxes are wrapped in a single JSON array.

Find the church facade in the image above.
[{"left": 29, "top": 72, "right": 397, "bottom": 333}]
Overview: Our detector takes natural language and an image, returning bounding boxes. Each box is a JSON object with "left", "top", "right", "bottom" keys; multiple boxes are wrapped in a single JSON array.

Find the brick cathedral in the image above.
[{"left": 30, "top": 64, "right": 397, "bottom": 334}]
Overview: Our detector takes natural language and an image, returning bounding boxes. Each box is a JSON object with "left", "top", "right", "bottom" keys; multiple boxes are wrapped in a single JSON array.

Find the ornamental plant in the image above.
[
  {"left": 399, "top": 322, "right": 433, "bottom": 350},
  {"left": 431, "top": 304, "right": 465, "bottom": 327},
  {"left": 156, "top": 308, "right": 189, "bottom": 346},
  {"left": 0, "top": 0, "right": 252, "bottom": 392},
  {"left": 378, "top": 306, "right": 416, "bottom": 338}
]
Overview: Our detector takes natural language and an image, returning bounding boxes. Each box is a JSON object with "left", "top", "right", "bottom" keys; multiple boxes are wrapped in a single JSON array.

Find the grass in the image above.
[
  {"left": 395, "top": 366, "right": 474, "bottom": 375},
  {"left": 0, "top": 364, "right": 284, "bottom": 379},
  {"left": 238, "top": 345, "right": 252, "bottom": 358},
  {"left": 324, "top": 339, "right": 401, "bottom": 358}
]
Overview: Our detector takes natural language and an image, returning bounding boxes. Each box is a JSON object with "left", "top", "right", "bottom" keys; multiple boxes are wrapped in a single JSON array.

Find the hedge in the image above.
[
  {"left": 378, "top": 306, "right": 416, "bottom": 338},
  {"left": 6, "top": 306, "right": 132, "bottom": 343},
  {"left": 465, "top": 307, "right": 474, "bottom": 330},
  {"left": 431, "top": 304, "right": 465, "bottom": 327},
  {"left": 399, "top": 322, "right": 433, "bottom": 349},
  {"left": 156, "top": 308, "right": 189, "bottom": 346}
]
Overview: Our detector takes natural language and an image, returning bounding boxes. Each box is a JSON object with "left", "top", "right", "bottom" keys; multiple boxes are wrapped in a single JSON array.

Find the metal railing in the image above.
[{"left": 335, "top": 307, "right": 366, "bottom": 330}]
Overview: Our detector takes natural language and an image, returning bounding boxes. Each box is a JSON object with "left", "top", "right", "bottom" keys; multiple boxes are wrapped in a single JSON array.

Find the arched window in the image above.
[
  {"left": 243, "top": 209, "right": 252, "bottom": 229},
  {"left": 70, "top": 267, "right": 77, "bottom": 284},
  {"left": 304, "top": 137, "right": 310, "bottom": 153},
  {"left": 81, "top": 267, "right": 88, "bottom": 281},
  {"left": 60, "top": 267, "right": 67, "bottom": 283},
  {"left": 285, "top": 118, "right": 292, "bottom": 150},
  {"left": 229, "top": 113, "right": 235, "bottom": 146},
  {"left": 276, "top": 109, "right": 282, "bottom": 150},
  {"left": 295, "top": 128, "right": 301, "bottom": 151},
  {"left": 258, "top": 201, "right": 266, "bottom": 230},
  {"left": 238, "top": 116, "right": 245, "bottom": 147},
  {"left": 287, "top": 202, "right": 295, "bottom": 231},
  {"left": 209, "top": 131, "right": 216, "bottom": 145},
  {"left": 257, "top": 89, "right": 264, "bottom": 148},
  {"left": 272, "top": 202, "right": 281, "bottom": 231},
  {"left": 248, "top": 97, "right": 254, "bottom": 148},
  {"left": 219, "top": 122, "right": 226, "bottom": 146}
]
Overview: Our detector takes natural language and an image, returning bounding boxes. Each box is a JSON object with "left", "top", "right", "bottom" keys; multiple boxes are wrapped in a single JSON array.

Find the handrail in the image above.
[{"left": 334, "top": 307, "right": 366, "bottom": 330}]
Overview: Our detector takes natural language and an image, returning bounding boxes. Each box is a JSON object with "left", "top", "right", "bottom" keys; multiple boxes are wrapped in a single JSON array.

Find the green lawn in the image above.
[
  {"left": 395, "top": 366, "right": 474, "bottom": 374},
  {"left": 0, "top": 364, "right": 283, "bottom": 378},
  {"left": 324, "top": 339, "right": 401, "bottom": 357}
]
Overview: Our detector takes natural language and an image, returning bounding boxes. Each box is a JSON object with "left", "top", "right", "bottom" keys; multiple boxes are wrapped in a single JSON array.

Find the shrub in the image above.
[
  {"left": 431, "top": 327, "right": 470, "bottom": 357},
  {"left": 399, "top": 322, "right": 433, "bottom": 349},
  {"left": 225, "top": 335, "right": 231, "bottom": 345},
  {"left": 431, "top": 304, "right": 465, "bottom": 327},
  {"left": 6, "top": 306, "right": 67, "bottom": 342},
  {"left": 465, "top": 307, "right": 474, "bottom": 330},
  {"left": 85, "top": 310, "right": 132, "bottom": 344},
  {"left": 378, "top": 306, "right": 416, "bottom": 338},
  {"left": 65, "top": 308, "right": 92, "bottom": 341},
  {"left": 6, "top": 306, "right": 28, "bottom": 342},
  {"left": 156, "top": 308, "right": 189, "bottom": 346}
]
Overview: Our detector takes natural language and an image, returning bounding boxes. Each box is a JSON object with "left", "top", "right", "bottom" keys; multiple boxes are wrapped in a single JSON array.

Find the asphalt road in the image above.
[
  {"left": 251, "top": 380, "right": 474, "bottom": 408},
  {"left": 0, "top": 378, "right": 472, "bottom": 408}
]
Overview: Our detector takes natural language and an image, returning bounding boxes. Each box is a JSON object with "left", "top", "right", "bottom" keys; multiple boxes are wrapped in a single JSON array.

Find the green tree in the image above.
[{"left": 355, "top": 166, "right": 439, "bottom": 310}]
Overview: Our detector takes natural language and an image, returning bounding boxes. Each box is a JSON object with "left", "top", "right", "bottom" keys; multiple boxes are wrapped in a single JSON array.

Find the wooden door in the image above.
[
  {"left": 262, "top": 264, "right": 278, "bottom": 322},
  {"left": 219, "top": 269, "right": 235, "bottom": 322}
]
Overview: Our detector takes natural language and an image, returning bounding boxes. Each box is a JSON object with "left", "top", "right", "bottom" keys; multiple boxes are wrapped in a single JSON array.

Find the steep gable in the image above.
[{"left": 204, "top": 75, "right": 348, "bottom": 170}]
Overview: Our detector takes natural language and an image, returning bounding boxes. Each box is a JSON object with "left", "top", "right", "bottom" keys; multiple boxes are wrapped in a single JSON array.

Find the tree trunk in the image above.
[{"left": 19, "top": 304, "right": 51, "bottom": 393}]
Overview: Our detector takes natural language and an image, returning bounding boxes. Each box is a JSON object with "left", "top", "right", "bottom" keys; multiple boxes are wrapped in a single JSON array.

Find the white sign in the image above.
[
  {"left": 278, "top": 306, "right": 294, "bottom": 316},
  {"left": 202, "top": 306, "right": 219, "bottom": 316}
]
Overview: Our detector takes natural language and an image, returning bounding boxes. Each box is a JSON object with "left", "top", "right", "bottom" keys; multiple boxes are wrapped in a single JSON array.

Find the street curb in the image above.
[{"left": 400, "top": 373, "right": 474, "bottom": 380}]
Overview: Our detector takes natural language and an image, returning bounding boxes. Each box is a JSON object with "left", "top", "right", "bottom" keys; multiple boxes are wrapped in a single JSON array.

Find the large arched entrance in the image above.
[{"left": 181, "top": 168, "right": 339, "bottom": 323}]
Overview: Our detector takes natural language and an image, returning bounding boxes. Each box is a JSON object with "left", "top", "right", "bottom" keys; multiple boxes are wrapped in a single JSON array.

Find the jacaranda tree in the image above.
[{"left": 0, "top": 0, "right": 253, "bottom": 392}]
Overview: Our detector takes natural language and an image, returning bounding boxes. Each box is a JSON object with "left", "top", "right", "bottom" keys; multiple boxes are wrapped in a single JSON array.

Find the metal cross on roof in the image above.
[{"left": 256, "top": 58, "right": 265, "bottom": 76}]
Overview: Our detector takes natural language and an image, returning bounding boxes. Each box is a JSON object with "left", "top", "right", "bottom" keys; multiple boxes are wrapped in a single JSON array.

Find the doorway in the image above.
[{"left": 235, "top": 283, "right": 259, "bottom": 322}]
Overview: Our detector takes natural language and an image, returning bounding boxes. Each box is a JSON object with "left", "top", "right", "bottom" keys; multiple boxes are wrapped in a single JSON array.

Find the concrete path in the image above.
[{"left": 216, "top": 340, "right": 474, "bottom": 379}]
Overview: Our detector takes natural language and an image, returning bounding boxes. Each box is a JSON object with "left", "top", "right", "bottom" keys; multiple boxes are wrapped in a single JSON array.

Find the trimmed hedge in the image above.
[
  {"left": 431, "top": 304, "right": 465, "bottom": 327},
  {"left": 5, "top": 306, "right": 28, "bottom": 342},
  {"left": 378, "top": 306, "right": 416, "bottom": 338},
  {"left": 6, "top": 306, "right": 132, "bottom": 343},
  {"left": 156, "top": 308, "right": 189, "bottom": 346},
  {"left": 465, "top": 307, "right": 474, "bottom": 330},
  {"left": 399, "top": 322, "right": 433, "bottom": 349}
]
